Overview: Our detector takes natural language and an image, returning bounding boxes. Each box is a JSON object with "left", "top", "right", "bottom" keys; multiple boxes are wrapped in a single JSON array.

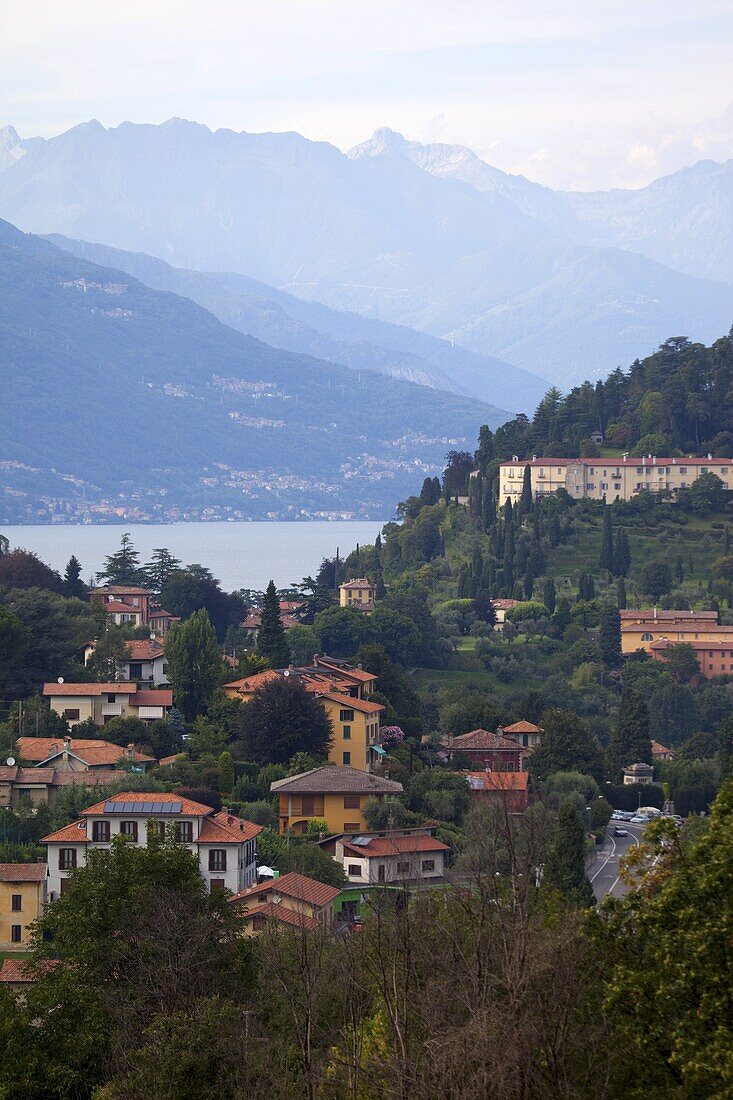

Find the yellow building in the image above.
[
  {"left": 271, "top": 766, "right": 403, "bottom": 836},
  {"left": 0, "top": 864, "right": 46, "bottom": 951},
  {"left": 339, "top": 578, "right": 376, "bottom": 610},
  {"left": 223, "top": 657, "right": 384, "bottom": 772},
  {"left": 499, "top": 456, "right": 733, "bottom": 505},
  {"left": 619, "top": 609, "right": 728, "bottom": 654}
]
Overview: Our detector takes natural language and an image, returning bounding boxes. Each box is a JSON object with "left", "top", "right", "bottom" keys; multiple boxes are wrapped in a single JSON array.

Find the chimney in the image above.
[{"left": 124, "top": 743, "right": 135, "bottom": 760}]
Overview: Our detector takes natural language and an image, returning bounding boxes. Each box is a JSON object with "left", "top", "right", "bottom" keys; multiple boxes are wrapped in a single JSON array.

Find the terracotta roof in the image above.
[
  {"left": 237, "top": 901, "right": 319, "bottom": 930},
  {"left": 0, "top": 959, "right": 58, "bottom": 984},
  {"left": 134, "top": 689, "right": 173, "bottom": 708},
  {"left": 465, "top": 771, "right": 529, "bottom": 792},
  {"left": 79, "top": 791, "right": 215, "bottom": 817},
  {"left": 149, "top": 608, "right": 177, "bottom": 619},
  {"left": 342, "top": 835, "right": 449, "bottom": 857},
  {"left": 224, "top": 670, "right": 280, "bottom": 692},
  {"left": 198, "top": 812, "right": 263, "bottom": 845},
  {"left": 124, "top": 639, "right": 166, "bottom": 660},
  {"left": 651, "top": 638, "right": 730, "bottom": 652},
  {"left": 41, "top": 819, "right": 89, "bottom": 844},
  {"left": 17, "top": 738, "right": 155, "bottom": 768},
  {"left": 501, "top": 721, "right": 543, "bottom": 734},
  {"left": 340, "top": 579, "right": 375, "bottom": 589},
  {"left": 51, "top": 769, "right": 123, "bottom": 786},
  {"left": 230, "top": 871, "right": 340, "bottom": 908},
  {"left": 0, "top": 863, "right": 46, "bottom": 882},
  {"left": 445, "top": 729, "right": 521, "bottom": 751},
  {"left": 621, "top": 622, "right": 731, "bottom": 634},
  {"left": 490, "top": 598, "right": 520, "bottom": 609},
  {"left": 159, "top": 754, "right": 185, "bottom": 766},
  {"left": 91, "top": 585, "right": 151, "bottom": 596},
  {"left": 651, "top": 741, "right": 673, "bottom": 755},
  {"left": 619, "top": 609, "right": 718, "bottom": 621},
  {"left": 272, "top": 766, "right": 403, "bottom": 796},
  {"left": 0, "top": 766, "right": 56, "bottom": 783},
  {"left": 42, "top": 682, "right": 138, "bottom": 697},
  {"left": 319, "top": 692, "right": 383, "bottom": 715}
]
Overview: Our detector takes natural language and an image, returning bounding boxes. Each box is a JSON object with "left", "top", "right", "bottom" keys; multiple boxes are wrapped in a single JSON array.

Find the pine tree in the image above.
[
  {"left": 145, "top": 548, "right": 182, "bottom": 594},
  {"left": 599, "top": 603, "right": 622, "bottom": 666},
  {"left": 544, "top": 800, "right": 595, "bottom": 908},
  {"left": 543, "top": 577, "right": 556, "bottom": 614},
  {"left": 600, "top": 506, "right": 613, "bottom": 572},
  {"left": 63, "top": 555, "right": 87, "bottom": 600},
  {"left": 98, "top": 533, "right": 143, "bottom": 585},
  {"left": 257, "top": 580, "right": 291, "bottom": 668},
  {"left": 609, "top": 689, "right": 652, "bottom": 775}
]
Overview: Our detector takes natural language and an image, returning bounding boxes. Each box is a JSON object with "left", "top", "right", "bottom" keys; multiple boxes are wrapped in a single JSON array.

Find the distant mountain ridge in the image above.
[
  {"left": 0, "top": 218, "right": 504, "bottom": 523},
  {"left": 0, "top": 119, "right": 732, "bottom": 388},
  {"left": 45, "top": 233, "right": 547, "bottom": 412}
]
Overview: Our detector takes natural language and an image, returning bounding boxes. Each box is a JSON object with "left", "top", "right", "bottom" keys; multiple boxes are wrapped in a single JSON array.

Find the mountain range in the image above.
[
  {"left": 1, "top": 119, "right": 732, "bottom": 389},
  {"left": 0, "top": 219, "right": 503, "bottom": 523}
]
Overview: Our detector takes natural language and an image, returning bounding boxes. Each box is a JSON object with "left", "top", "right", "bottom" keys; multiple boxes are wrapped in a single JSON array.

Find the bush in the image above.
[{"left": 605, "top": 784, "right": 665, "bottom": 811}]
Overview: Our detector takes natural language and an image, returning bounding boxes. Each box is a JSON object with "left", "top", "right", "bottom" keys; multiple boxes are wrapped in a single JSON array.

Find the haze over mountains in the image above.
[
  {"left": 0, "top": 219, "right": 501, "bottom": 524},
  {"left": 1, "top": 119, "right": 732, "bottom": 390}
]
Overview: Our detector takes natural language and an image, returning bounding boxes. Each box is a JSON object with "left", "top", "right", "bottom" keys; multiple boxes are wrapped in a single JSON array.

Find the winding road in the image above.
[{"left": 588, "top": 822, "right": 646, "bottom": 901}]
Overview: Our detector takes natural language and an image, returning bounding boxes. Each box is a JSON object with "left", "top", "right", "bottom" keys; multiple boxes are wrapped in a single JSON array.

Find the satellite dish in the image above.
[
  {"left": 149, "top": 633, "right": 156, "bottom": 641},
  {"left": 283, "top": 669, "right": 290, "bottom": 677},
  {"left": 57, "top": 677, "right": 64, "bottom": 684},
  {"left": 6, "top": 757, "right": 15, "bottom": 767}
]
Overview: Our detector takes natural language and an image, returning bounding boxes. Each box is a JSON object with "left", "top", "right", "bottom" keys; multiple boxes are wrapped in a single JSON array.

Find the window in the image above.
[
  {"left": 588, "top": 467, "right": 595, "bottom": 475},
  {"left": 722, "top": 468, "right": 728, "bottom": 475},
  {"left": 641, "top": 633, "right": 653, "bottom": 641},
  {"left": 11, "top": 925, "right": 21, "bottom": 943},
  {"left": 300, "top": 796, "right": 317, "bottom": 816},
  {"left": 344, "top": 822, "right": 360, "bottom": 832},
  {"left": 63, "top": 708, "right": 80, "bottom": 721},
  {"left": 129, "top": 662, "right": 143, "bottom": 679},
  {"left": 120, "top": 820, "right": 138, "bottom": 841},
  {"left": 422, "top": 860, "right": 435, "bottom": 872},
  {"left": 339, "top": 709, "right": 355, "bottom": 722},
  {"left": 107, "top": 693, "right": 116, "bottom": 703},
  {"left": 397, "top": 861, "right": 410, "bottom": 874},
  {"left": 557, "top": 467, "right": 562, "bottom": 474},
  {"left": 175, "top": 821, "right": 193, "bottom": 843},
  {"left": 636, "top": 467, "right": 643, "bottom": 474},
  {"left": 209, "top": 850, "right": 227, "bottom": 872},
  {"left": 680, "top": 467, "right": 687, "bottom": 475},
  {"left": 587, "top": 484, "right": 595, "bottom": 491},
  {"left": 11, "top": 894, "right": 21, "bottom": 911},
  {"left": 347, "top": 864, "right": 361, "bottom": 876},
  {"left": 59, "top": 848, "right": 77, "bottom": 870},
  {"left": 344, "top": 795, "right": 361, "bottom": 809},
  {"left": 92, "top": 821, "right": 110, "bottom": 842},
  {"left": 601, "top": 483, "right": 608, "bottom": 491},
  {"left": 342, "top": 752, "right": 351, "bottom": 765},
  {"left": 614, "top": 483, "right": 621, "bottom": 491},
  {"left": 701, "top": 467, "right": 708, "bottom": 474},
  {"left": 209, "top": 879, "right": 226, "bottom": 892},
  {"left": 342, "top": 725, "right": 351, "bottom": 739}
]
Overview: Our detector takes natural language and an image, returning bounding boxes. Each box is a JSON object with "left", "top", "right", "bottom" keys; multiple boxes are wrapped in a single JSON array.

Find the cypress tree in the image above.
[
  {"left": 503, "top": 518, "right": 515, "bottom": 594},
  {"left": 544, "top": 800, "right": 595, "bottom": 908},
  {"left": 599, "top": 603, "right": 622, "bottom": 666},
  {"left": 165, "top": 609, "right": 222, "bottom": 721},
  {"left": 218, "top": 751, "right": 235, "bottom": 796},
  {"left": 543, "top": 577, "right": 556, "bottom": 614},
  {"left": 257, "top": 580, "right": 291, "bottom": 668},
  {"left": 523, "top": 563, "right": 534, "bottom": 600},
  {"left": 617, "top": 577, "right": 627, "bottom": 609},
  {"left": 520, "top": 464, "right": 533, "bottom": 514},
  {"left": 600, "top": 506, "right": 613, "bottom": 572},
  {"left": 613, "top": 529, "right": 631, "bottom": 577},
  {"left": 481, "top": 480, "right": 495, "bottom": 531},
  {"left": 609, "top": 688, "right": 652, "bottom": 775}
]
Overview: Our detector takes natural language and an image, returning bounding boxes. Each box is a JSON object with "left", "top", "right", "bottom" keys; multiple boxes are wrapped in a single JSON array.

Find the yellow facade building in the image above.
[
  {"left": 339, "top": 578, "right": 376, "bottom": 610},
  {"left": 271, "top": 766, "right": 403, "bottom": 836},
  {"left": 0, "top": 864, "right": 46, "bottom": 951},
  {"left": 619, "top": 609, "right": 730, "bottom": 654},
  {"left": 499, "top": 456, "right": 733, "bottom": 505}
]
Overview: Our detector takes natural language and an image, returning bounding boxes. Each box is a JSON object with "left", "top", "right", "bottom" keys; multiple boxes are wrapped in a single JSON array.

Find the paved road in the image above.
[{"left": 588, "top": 822, "right": 646, "bottom": 901}]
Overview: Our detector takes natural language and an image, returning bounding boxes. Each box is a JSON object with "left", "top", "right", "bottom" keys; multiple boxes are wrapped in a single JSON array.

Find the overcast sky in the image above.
[{"left": 2, "top": 0, "right": 733, "bottom": 190}]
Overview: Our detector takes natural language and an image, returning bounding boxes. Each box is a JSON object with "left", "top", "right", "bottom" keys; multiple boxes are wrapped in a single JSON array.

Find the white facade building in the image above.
[
  {"left": 334, "top": 831, "right": 449, "bottom": 885},
  {"left": 42, "top": 792, "right": 261, "bottom": 900}
]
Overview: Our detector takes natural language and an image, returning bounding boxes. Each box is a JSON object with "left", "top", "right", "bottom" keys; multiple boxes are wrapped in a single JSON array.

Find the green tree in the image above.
[
  {"left": 640, "top": 560, "right": 673, "bottom": 603},
  {"left": 656, "top": 641, "right": 700, "bottom": 683},
  {"left": 145, "top": 548, "right": 182, "bottom": 594},
  {"left": 165, "top": 609, "right": 222, "bottom": 721},
  {"left": 218, "top": 750, "right": 235, "bottom": 796},
  {"left": 609, "top": 689, "right": 652, "bottom": 775},
  {"left": 256, "top": 580, "right": 291, "bottom": 668},
  {"left": 612, "top": 528, "right": 631, "bottom": 578},
  {"left": 599, "top": 603, "right": 621, "bottom": 666},
  {"left": 0, "top": 549, "right": 62, "bottom": 591},
  {"left": 544, "top": 799, "right": 595, "bottom": 907},
  {"left": 599, "top": 506, "right": 613, "bottom": 572},
  {"left": 86, "top": 628, "right": 129, "bottom": 682},
  {"left": 239, "top": 676, "right": 332, "bottom": 765},
  {"left": 616, "top": 577, "right": 627, "bottom": 609},
  {"left": 530, "top": 708, "right": 605, "bottom": 782},
  {"left": 578, "top": 573, "right": 595, "bottom": 601},
  {"left": 313, "top": 604, "right": 373, "bottom": 659},
  {"left": 520, "top": 464, "right": 533, "bottom": 513},
  {"left": 97, "top": 533, "right": 143, "bottom": 585},
  {"left": 162, "top": 566, "right": 246, "bottom": 642},
  {"left": 63, "top": 554, "right": 88, "bottom": 600},
  {"left": 542, "top": 577, "right": 556, "bottom": 615}
]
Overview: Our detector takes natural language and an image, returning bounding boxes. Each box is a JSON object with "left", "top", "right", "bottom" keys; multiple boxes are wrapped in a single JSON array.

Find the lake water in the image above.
[{"left": 3, "top": 521, "right": 387, "bottom": 591}]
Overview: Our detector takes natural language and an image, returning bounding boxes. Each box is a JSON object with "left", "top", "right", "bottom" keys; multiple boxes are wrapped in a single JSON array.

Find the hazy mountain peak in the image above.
[
  {"left": 0, "top": 125, "right": 25, "bottom": 170},
  {"left": 348, "top": 127, "right": 408, "bottom": 158}
]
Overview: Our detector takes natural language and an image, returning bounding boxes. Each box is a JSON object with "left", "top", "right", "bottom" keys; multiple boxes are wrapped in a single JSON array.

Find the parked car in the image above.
[
  {"left": 613, "top": 826, "right": 629, "bottom": 837},
  {"left": 630, "top": 814, "right": 651, "bottom": 824},
  {"left": 611, "top": 812, "right": 625, "bottom": 821}
]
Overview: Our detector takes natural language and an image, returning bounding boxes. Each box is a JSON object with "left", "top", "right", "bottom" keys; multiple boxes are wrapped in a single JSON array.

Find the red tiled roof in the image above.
[
  {"left": 16, "top": 737, "right": 155, "bottom": 767},
  {"left": 159, "top": 754, "right": 185, "bottom": 766},
  {"left": 42, "top": 683, "right": 138, "bottom": 697},
  {"left": 149, "top": 608, "right": 177, "bottom": 619},
  {"left": 313, "top": 658, "right": 378, "bottom": 684},
  {"left": 340, "top": 578, "right": 375, "bottom": 589},
  {"left": 319, "top": 691, "right": 383, "bottom": 715},
  {"left": 343, "top": 835, "right": 449, "bottom": 857},
  {"left": 230, "top": 871, "right": 340, "bottom": 908},
  {"left": 465, "top": 771, "right": 529, "bottom": 792},
  {"left": 650, "top": 638, "right": 730, "bottom": 652},
  {"left": 41, "top": 819, "right": 89, "bottom": 844},
  {"left": 619, "top": 609, "right": 718, "bottom": 621},
  {"left": 100, "top": 601, "right": 145, "bottom": 615},
  {"left": 621, "top": 622, "right": 731, "bottom": 634},
  {"left": 445, "top": 729, "right": 520, "bottom": 751},
  {"left": 51, "top": 769, "right": 123, "bottom": 786},
  {"left": 0, "top": 959, "right": 58, "bottom": 984},
  {"left": 124, "top": 639, "right": 166, "bottom": 660},
  {"left": 91, "top": 585, "right": 151, "bottom": 595},
  {"left": 224, "top": 670, "right": 280, "bottom": 693},
  {"left": 198, "top": 812, "right": 263, "bottom": 845},
  {"left": 271, "top": 766, "right": 402, "bottom": 796},
  {"left": 490, "top": 598, "right": 520, "bottom": 609},
  {"left": 651, "top": 740, "right": 673, "bottom": 755},
  {"left": 0, "top": 863, "right": 46, "bottom": 882},
  {"left": 237, "top": 901, "right": 319, "bottom": 930},
  {"left": 501, "top": 721, "right": 543, "bottom": 734},
  {"left": 79, "top": 791, "right": 215, "bottom": 817}
]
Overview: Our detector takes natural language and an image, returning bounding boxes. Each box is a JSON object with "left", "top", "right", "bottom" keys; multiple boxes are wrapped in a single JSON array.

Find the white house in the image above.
[
  {"left": 83, "top": 638, "right": 168, "bottom": 686},
  {"left": 42, "top": 792, "right": 262, "bottom": 899},
  {"left": 333, "top": 830, "right": 449, "bottom": 885}
]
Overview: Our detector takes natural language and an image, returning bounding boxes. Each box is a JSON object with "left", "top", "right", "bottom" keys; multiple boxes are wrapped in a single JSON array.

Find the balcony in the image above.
[
  {"left": 137, "top": 706, "right": 164, "bottom": 719},
  {"left": 101, "top": 702, "right": 123, "bottom": 716}
]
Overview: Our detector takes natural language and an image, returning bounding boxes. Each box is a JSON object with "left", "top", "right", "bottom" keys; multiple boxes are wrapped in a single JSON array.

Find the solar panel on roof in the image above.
[{"left": 350, "top": 836, "right": 371, "bottom": 846}]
